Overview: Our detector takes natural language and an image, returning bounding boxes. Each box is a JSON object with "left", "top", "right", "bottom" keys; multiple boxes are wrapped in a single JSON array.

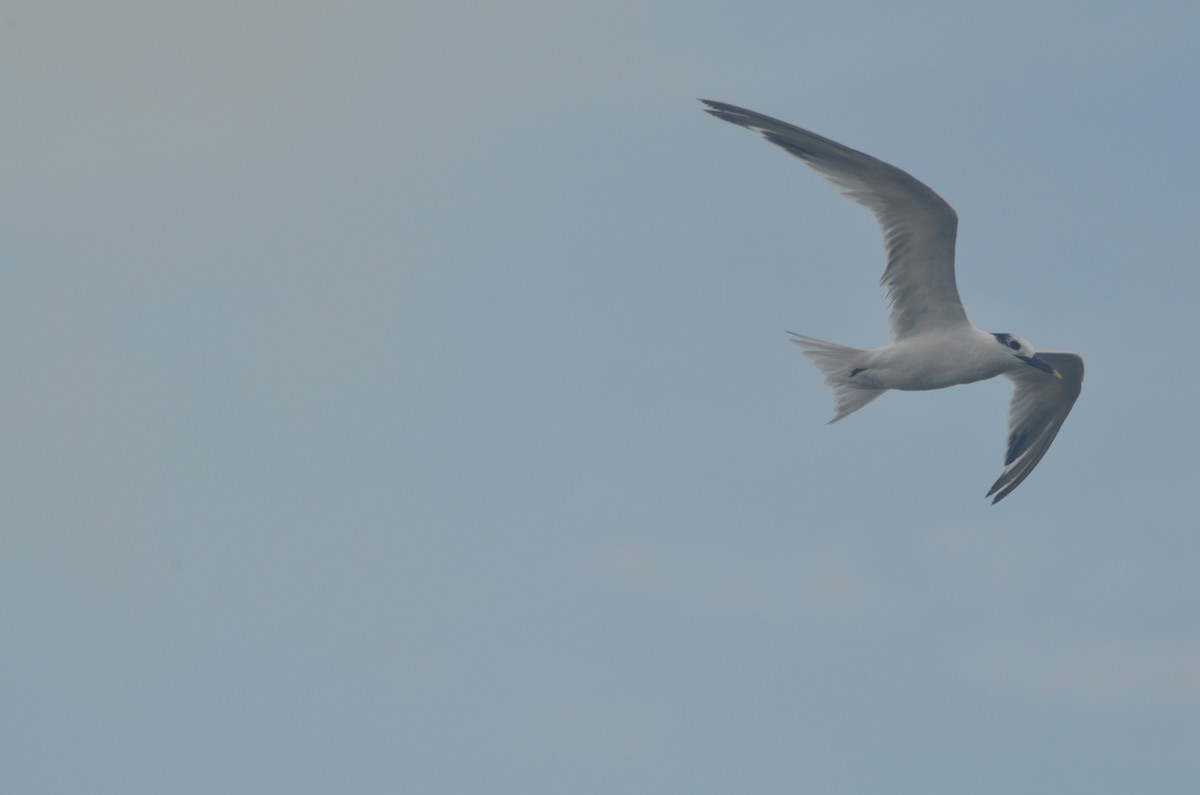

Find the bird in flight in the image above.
[{"left": 701, "top": 100, "right": 1083, "bottom": 503}]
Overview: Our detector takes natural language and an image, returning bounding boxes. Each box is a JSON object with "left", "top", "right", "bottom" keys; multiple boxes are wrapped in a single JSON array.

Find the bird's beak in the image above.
[{"left": 1020, "top": 355, "right": 1061, "bottom": 379}]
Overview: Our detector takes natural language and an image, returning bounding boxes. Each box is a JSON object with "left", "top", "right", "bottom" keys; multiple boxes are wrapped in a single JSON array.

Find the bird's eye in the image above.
[{"left": 1008, "top": 340, "right": 1021, "bottom": 350}]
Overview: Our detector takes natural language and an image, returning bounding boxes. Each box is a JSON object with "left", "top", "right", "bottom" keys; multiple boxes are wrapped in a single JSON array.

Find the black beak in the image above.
[{"left": 1020, "top": 355, "right": 1062, "bottom": 379}]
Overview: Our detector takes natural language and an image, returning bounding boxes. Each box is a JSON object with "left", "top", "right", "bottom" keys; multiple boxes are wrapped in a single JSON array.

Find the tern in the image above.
[{"left": 702, "top": 100, "right": 1083, "bottom": 503}]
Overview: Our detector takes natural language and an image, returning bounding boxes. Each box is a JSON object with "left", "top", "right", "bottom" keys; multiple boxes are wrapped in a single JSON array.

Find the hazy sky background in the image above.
[{"left": 3, "top": 1, "right": 1198, "bottom": 792}]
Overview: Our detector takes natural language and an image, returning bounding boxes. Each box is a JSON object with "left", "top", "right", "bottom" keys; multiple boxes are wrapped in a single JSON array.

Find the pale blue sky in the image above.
[{"left": 3, "top": 1, "right": 1198, "bottom": 792}]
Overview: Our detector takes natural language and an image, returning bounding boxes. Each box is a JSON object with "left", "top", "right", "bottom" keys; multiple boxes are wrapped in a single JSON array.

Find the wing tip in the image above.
[
  {"left": 986, "top": 476, "right": 1004, "bottom": 504},
  {"left": 700, "top": 99, "right": 761, "bottom": 131}
]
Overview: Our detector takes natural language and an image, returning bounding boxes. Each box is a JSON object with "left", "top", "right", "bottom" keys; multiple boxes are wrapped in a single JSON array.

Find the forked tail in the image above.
[{"left": 788, "top": 333, "right": 887, "bottom": 423}]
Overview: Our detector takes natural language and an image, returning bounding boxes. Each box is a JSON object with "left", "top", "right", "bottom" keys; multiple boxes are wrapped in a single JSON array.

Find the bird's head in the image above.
[{"left": 992, "top": 333, "right": 1061, "bottom": 378}]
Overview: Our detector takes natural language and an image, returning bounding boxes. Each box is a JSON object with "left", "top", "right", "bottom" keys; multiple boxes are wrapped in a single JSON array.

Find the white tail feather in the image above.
[{"left": 788, "top": 333, "right": 887, "bottom": 423}]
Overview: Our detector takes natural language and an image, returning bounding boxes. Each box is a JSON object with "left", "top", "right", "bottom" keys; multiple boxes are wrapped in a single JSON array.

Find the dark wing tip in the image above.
[
  {"left": 700, "top": 99, "right": 756, "bottom": 128},
  {"left": 987, "top": 469, "right": 1028, "bottom": 504}
]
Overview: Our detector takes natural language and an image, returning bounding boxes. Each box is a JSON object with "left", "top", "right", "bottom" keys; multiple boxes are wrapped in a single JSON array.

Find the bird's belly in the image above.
[
  {"left": 883, "top": 368, "right": 984, "bottom": 391},
  {"left": 867, "top": 345, "right": 999, "bottom": 391}
]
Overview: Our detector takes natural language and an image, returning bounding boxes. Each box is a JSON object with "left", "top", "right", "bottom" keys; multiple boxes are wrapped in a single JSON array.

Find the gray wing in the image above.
[
  {"left": 701, "top": 99, "right": 967, "bottom": 340},
  {"left": 987, "top": 352, "right": 1084, "bottom": 503}
]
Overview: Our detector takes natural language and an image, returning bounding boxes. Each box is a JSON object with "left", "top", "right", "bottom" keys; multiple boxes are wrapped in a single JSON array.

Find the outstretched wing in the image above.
[
  {"left": 987, "top": 352, "right": 1084, "bottom": 503},
  {"left": 701, "top": 99, "right": 967, "bottom": 340}
]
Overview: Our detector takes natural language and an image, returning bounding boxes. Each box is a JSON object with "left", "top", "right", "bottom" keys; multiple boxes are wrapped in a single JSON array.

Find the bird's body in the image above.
[
  {"left": 702, "top": 99, "right": 1083, "bottom": 503},
  {"left": 824, "top": 328, "right": 1027, "bottom": 392}
]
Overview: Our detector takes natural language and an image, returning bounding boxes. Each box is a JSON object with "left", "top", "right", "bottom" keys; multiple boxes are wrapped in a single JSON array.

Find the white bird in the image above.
[{"left": 702, "top": 100, "right": 1083, "bottom": 503}]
